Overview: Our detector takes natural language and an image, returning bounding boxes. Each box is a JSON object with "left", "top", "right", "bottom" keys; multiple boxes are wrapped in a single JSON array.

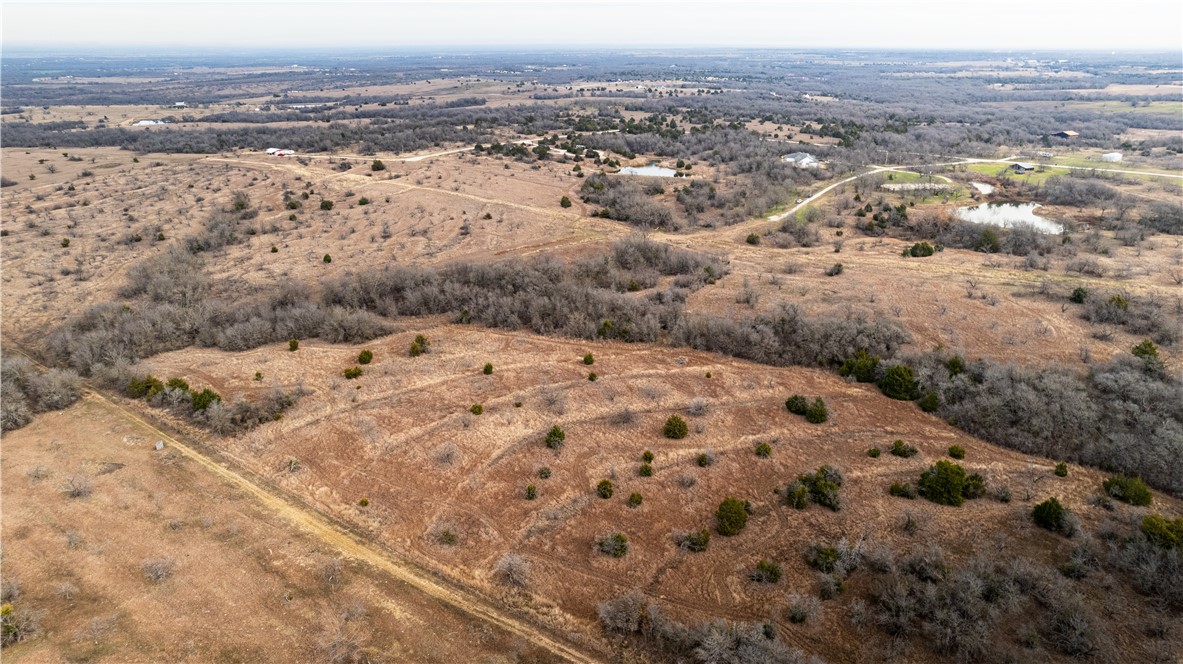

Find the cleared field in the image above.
[
  {"left": 0, "top": 393, "right": 544, "bottom": 663},
  {"left": 113, "top": 322, "right": 1182, "bottom": 663}
]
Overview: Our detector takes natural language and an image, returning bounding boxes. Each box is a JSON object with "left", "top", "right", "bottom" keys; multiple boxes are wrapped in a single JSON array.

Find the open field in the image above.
[
  {"left": 0, "top": 391, "right": 554, "bottom": 663},
  {"left": 3, "top": 49, "right": 1182, "bottom": 664}
]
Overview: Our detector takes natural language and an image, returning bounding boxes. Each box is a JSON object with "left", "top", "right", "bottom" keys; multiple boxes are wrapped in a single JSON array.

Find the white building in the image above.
[
  {"left": 781, "top": 152, "right": 819, "bottom": 169},
  {"left": 1101, "top": 152, "right": 1122, "bottom": 163}
]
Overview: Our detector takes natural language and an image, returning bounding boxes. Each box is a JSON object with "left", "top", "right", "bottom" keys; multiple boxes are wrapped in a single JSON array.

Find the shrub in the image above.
[
  {"left": 787, "top": 594, "right": 819, "bottom": 624},
  {"left": 642, "top": 450, "right": 654, "bottom": 463},
  {"left": 470, "top": 403, "right": 483, "bottom": 415},
  {"left": 598, "top": 533, "right": 629, "bottom": 558},
  {"left": 289, "top": 339, "right": 299, "bottom": 352},
  {"left": 320, "top": 200, "right": 334, "bottom": 211},
  {"left": 804, "top": 397, "right": 829, "bottom": 423},
  {"left": 538, "top": 467, "right": 551, "bottom": 479},
  {"left": 639, "top": 463, "right": 653, "bottom": 477},
  {"left": 696, "top": 451, "right": 714, "bottom": 467},
  {"left": 627, "top": 493, "right": 643, "bottom": 508},
  {"left": 1055, "top": 462, "right": 1069, "bottom": 477},
  {"left": 1, "top": 601, "right": 39, "bottom": 647},
  {"left": 663, "top": 414, "right": 688, "bottom": 439},
  {"left": 807, "top": 544, "right": 840, "bottom": 573},
  {"left": 948, "top": 445, "right": 965, "bottom": 459},
  {"left": 493, "top": 553, "right": 530, "bottom": 587},
  {"left": 357, "top": 350, "right": 373, "bottom": 364},
  {"left": 880, "top": 364, "right": 919, "bottom": 400},
  {"left": 890, "top": 482, "right": 917, "bottom": 499},
  {"left": 890, "top": 439, "right": 918, "bottom": 458},
  {"left": 1070, "top": 287, "right": 1088, "bottom": 304},
  {"left": 141, "top": 558, "right": 175, "bottom": 582},
  {"left": 785, "top": 394, "right": 809, "bottom": 415},
  {"left": 908, "top": 241, "right": 935, "bottom": 257},
  {"left": 785, "top": 482, "right": 811, "bottom": 509},
  {"left": 560, "top": 195, "right": 572, "bottom": 208},
  {"left": 127, "top": 374, "right": 164, "bottom": 399},
  {"left": 525, "top": 484, "right": 537, "bottom": 500},
  {"left": 716, "top": 497, "right": 749, "bottom": 536},
  {"left": 583, "top": 353, "right": 594, "bottom": 365},
  {"left": 1141, "top": 514, "right": 1183, "bottom": 549},
  {"left": 482, "top": 363, "right": 493, "bottom": 375},
  {"left": 677, "top": 529, "right": 710, "bottom": 552},
  {"left": 587, "top": 372, "right": 597, "bottom": 381},
  {"left": 190, "top": 387, "right": 221, "bottom": 411},
  {"left": 371, "top": 159, "right": 386, "bottom": 171},
  {"left": 343, "top": 366, "right": 362, "bottom": 379},
  {"left": 597, "top": 479, "right": 614, "bottom": 499},
  {"left": 838, "top": 350, "right": 880, "bottom": 382},
  {"left": 358, "top": 497, "right": 369, "bottom": 507},
  {"left": 323, "top": 254, "right": 332, "bottom": 263},
  {"left": 825, "top": 262, "right": 844, "bottom": 276},
  {"left": 917, "top": 460, "right": 968, "bottom": 506},
  {"left": 1032, "top": 497, "right": 1070, "bottom": 534},
  {"left": 358, "top": 197, "right": 370, "bottom": 205},
  {"left": 795, "top": 465, "right": 844, "bottom": 511},
  {"left": 746, "top": 233, "right": 761, "bottom": 245},
  {"left": 963, "top": 473, "right": 987, "bottom": 499},
  {"left": 867, "top": 447, "right": 881, "bottom": 458},
  {"left": 545, "top": 425, "right": 565, "bottom": 450},
  {"left": 750, "top": 559, "right": 783, "bottom": 583},
  {"left": 755, "top": 442, "right": 772, "bottom": 458},
  {"left": 1103, "top": 475, "right": 1152, "bottom": 506},
  {"left": 917, "top": 391, "right": 939, "bottom": 412}
]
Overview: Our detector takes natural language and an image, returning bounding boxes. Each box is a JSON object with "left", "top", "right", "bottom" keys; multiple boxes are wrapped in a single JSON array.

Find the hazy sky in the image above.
[{"left": 3, "top": 1, "right": 1182, "bottom": 52}]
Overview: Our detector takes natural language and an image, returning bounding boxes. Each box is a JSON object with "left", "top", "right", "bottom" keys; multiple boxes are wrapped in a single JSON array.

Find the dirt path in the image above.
[{"left": 5, "top": 347, "right": 604, "bottom": 664}]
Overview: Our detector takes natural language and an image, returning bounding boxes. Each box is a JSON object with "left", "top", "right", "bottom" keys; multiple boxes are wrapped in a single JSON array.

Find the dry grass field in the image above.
[
  {"left": 0, "top": 393, "right": 551, "bottom": 663},
  {"left": 3, "top": 56, "right": 1182, "bottom": 663},
  {"left": 115, "top": 322, "right": 1182, "bottom": 662}
]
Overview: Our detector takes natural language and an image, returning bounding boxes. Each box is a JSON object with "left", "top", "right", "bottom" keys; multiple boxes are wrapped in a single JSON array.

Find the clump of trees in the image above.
[{"left": 901, "top": 350, "right": 1183, "bottom": 495}]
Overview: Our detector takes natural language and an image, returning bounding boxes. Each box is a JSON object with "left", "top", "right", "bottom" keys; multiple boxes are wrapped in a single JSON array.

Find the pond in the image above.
[
  {"left": 956, "top": 202, "right": 1063, "bottom": 234},
  {"left": 619, "top": 165, "right": 677, "bottom": 177},
  {"left": 969, "top": 182, "right": 995, "bottom": 195}
]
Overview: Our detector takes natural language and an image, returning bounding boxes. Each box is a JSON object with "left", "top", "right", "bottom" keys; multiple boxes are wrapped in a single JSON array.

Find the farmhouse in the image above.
[
  {"left": 1012, "top": 162, "right": 1036, "bottom": 173},
  {"left": 1052, "top": 130, "right": 1079, "bottom": 139},
  {"left": 781, "top": 152, "right": 819, "bottom": 168},
  {"left": 1101, "top": 152, "right": 1122, "bottom": 162}
]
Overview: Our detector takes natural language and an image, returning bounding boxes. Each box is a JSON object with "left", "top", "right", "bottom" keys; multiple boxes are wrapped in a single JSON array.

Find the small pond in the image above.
[
  {"left": 969, "top": 182, "right": 995, "bottom": 195},
  {"left": 619, "top": 165, "right": 677, "bottom": 177},
  {"left": 956, "top": 202, "right": 1063, "bottom": 234}
]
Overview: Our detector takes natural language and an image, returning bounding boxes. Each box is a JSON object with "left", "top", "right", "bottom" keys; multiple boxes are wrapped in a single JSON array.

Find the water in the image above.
[
  {"left": 956, "top": 202, "right": 1063, "bottom": 234},
  {"left": 619, "top": 165, "right": 677, "bottom": 177},
  {"left": 970, "top": 182, "right": 995, "bottom": 195}
]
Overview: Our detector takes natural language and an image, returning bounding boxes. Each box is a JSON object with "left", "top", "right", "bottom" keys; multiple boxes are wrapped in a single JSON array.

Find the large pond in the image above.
[
  {"left": 956, "top": 202, "right": 1063, "bottom": 234},
  {"left": 619, "top": 165, "right": 677, "bottom": 177}
]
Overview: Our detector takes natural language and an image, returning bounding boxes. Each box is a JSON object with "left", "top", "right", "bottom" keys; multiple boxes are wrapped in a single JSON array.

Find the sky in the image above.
[{"left": 3, "top": 0, "right": 1182, "bottom": 52}]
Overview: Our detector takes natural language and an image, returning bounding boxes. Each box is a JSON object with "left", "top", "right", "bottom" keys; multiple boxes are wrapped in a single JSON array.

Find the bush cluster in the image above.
[
  {"left": 917, "top": 460, "right": 984, "bottom": 507},
  {"left": 1102, "top": 474, "right": 1152, "bottom": 506},
  {"left": 785, "top": 465, "right": 844, "bottom": 511},
  {"left": 1, "top": 358, "right": 82, "bottom": 432}
]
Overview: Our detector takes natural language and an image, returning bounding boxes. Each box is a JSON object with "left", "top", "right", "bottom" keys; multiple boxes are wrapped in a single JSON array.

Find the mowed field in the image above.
[{"left": 123, "top": 322, "right": 1182, "bottom": 662}]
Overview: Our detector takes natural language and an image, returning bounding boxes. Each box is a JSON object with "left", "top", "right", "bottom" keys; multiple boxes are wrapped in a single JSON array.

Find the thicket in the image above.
[
  {"left": 121, "top": 371, "right": 302, "bottom": 435},
  {"left": 597, "top": 591, "right": 818, "bottom": 664},
  {"left": 1, "top": 357, "right": 82, "bottom": 432},
  {"left": 903, "top": 350, "right": 1183, "bottom": 495}
]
